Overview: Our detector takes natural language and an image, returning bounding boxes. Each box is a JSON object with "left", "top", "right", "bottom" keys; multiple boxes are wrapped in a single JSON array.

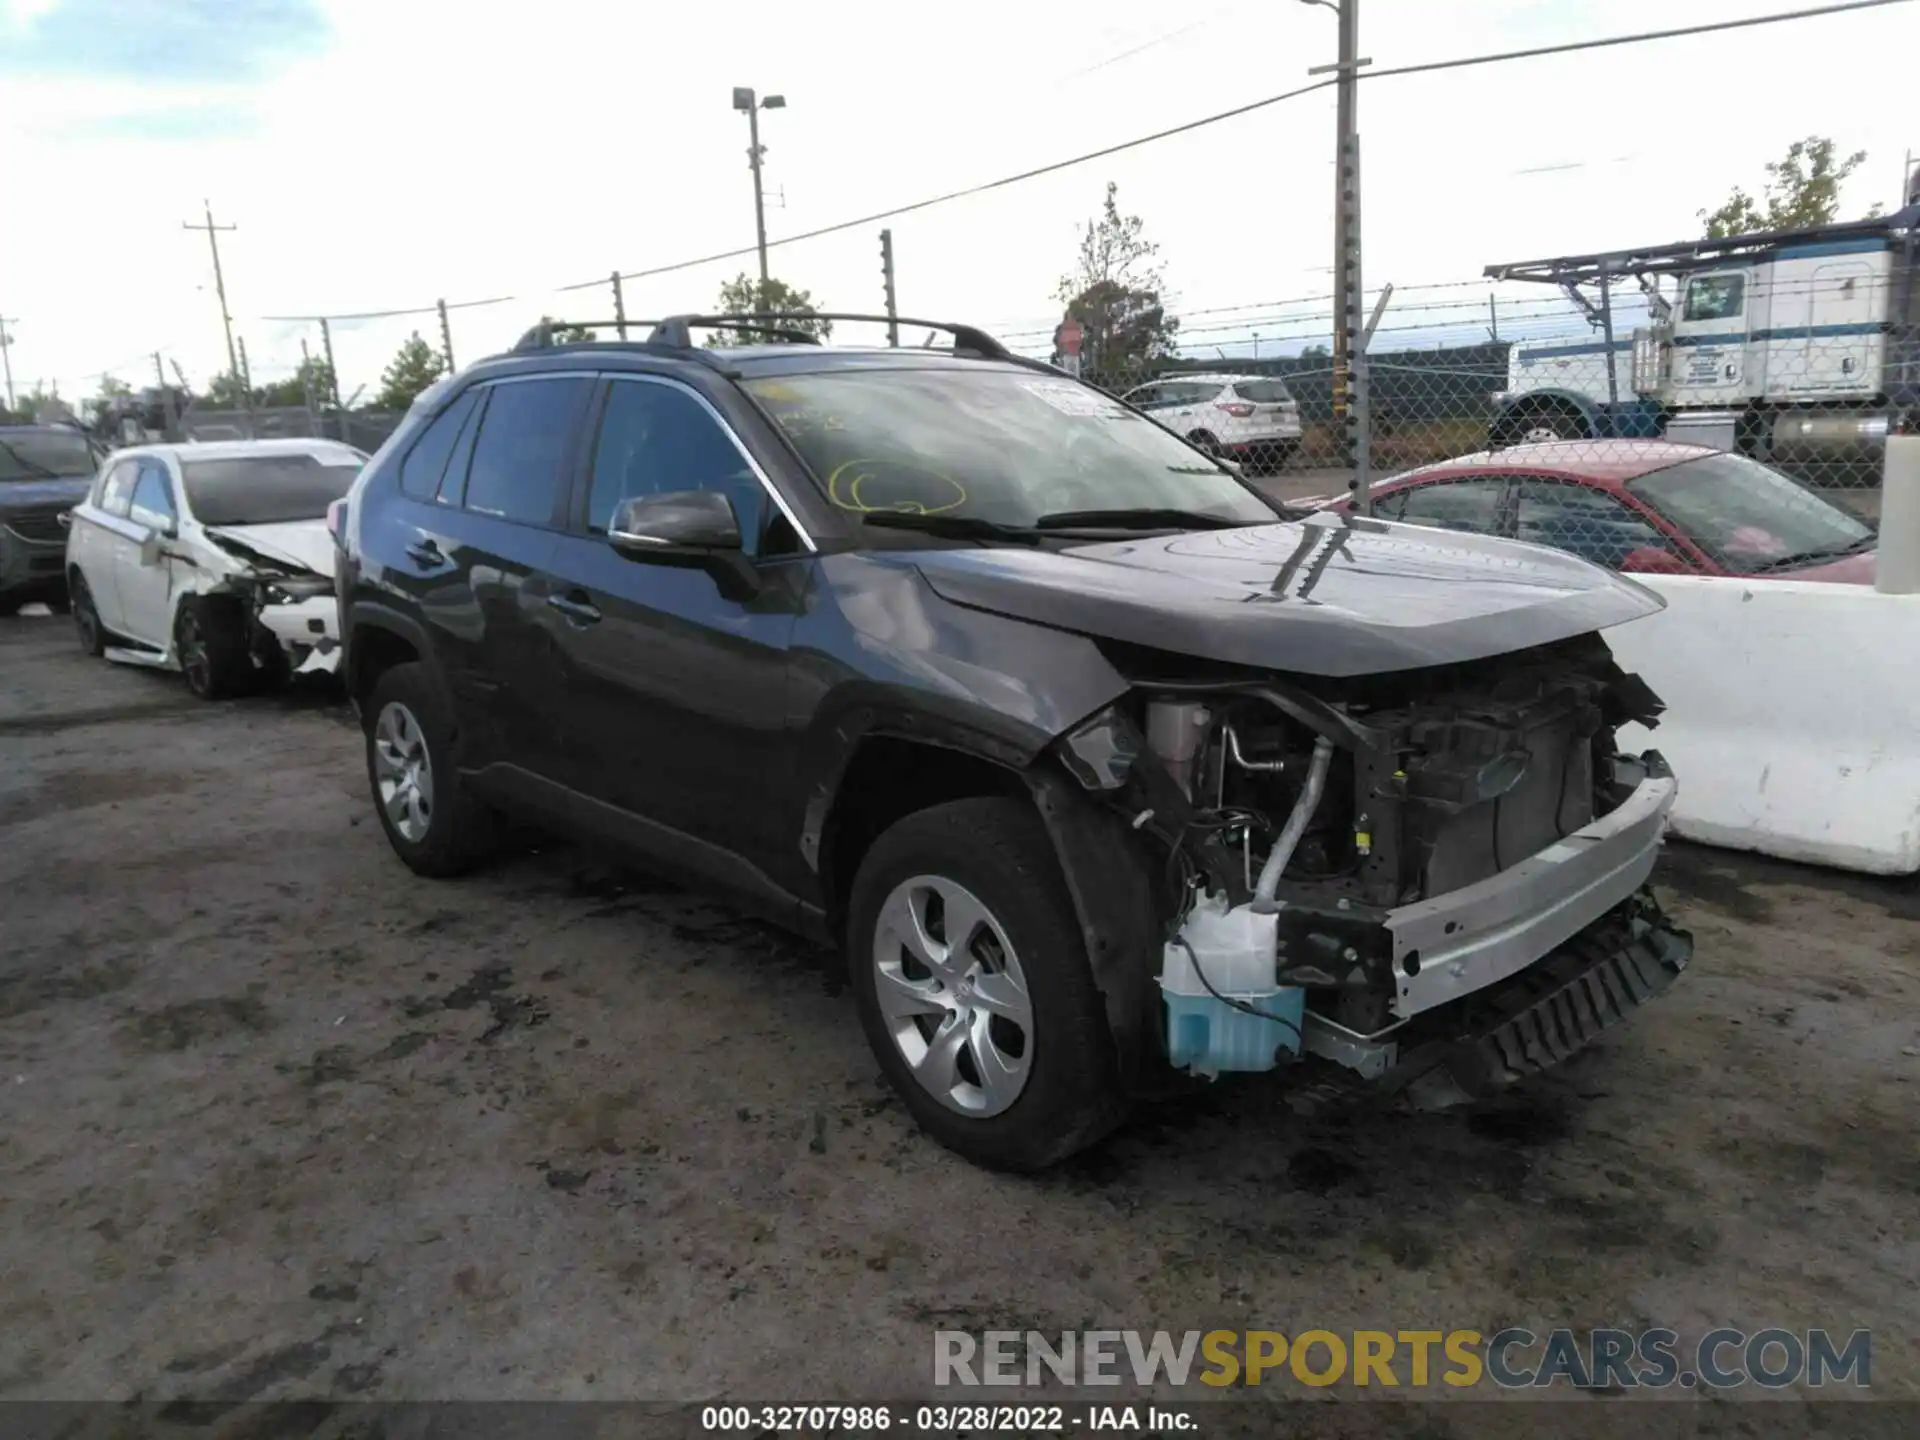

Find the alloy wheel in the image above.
[
  {"left": 871, "top": 875, "right": 1034, "bottom": 1118},
  {"left": 372, "top": 701, "right": 435, "bottom": 843}
]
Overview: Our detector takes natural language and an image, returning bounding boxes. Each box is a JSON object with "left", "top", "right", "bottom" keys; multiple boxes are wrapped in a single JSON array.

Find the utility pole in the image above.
[
  {"left": 0, "top": 315, "right": 15, "bottom": 413},
  {"left": 237, "top": 336, "right": 258, "bottom": 437},
  {"left": 319, "top": 318, "right": 341, "bottom": 409},
  {"left": 182, "top": 201, "right": 242, "bottom": 390},
  {"left": 1306, "top": 0, "right": 1370, "bottom": 510},
  {"left": 436, "top": 299, "right": 455, "bottom": 373},
  {"left": 733, "top": 87, "right": 786, "bottom": 291},
  {"left": 300, "top": 337, "right": 321, "bottom": 433},
  {"left": 154, "top": 351, "right": 177, "bottom": 437},
  {"left": 611, "top": 271, "right": 628, "bottom": 340},
  {"left": 879, "top": 229, "right": 899, "bottom": 346}
]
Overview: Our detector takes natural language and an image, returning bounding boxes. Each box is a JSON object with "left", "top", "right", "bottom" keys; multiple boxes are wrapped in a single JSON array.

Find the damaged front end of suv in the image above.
[
  {"left": 918, "top": 511, "right": 1694, "bottom": 1118},
  {"left": 1052, "top": 634, "right": 1687, "bottom": 1111}
]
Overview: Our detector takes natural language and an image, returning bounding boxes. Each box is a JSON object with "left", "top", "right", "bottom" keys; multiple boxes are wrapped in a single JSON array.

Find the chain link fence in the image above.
[
  {"left": 174, "top": 405, "right": 404, "bottom": 455},
  {"left": 1060, "top": 272, "right": 1904, "bottom": 583}
]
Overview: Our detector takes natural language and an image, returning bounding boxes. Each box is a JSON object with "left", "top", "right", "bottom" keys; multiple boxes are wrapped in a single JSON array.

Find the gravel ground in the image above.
[{"left": 1, "top": 610, "right": 1915, "bottom": 1419}]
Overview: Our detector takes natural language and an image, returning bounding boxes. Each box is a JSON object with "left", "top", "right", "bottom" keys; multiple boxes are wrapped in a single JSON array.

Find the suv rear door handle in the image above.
[
  {"left": 405, "top": 539, "right": 444, "bottom": 568},
  {"left": 547, "top": 592, "right": 601, "bottom": 625}
]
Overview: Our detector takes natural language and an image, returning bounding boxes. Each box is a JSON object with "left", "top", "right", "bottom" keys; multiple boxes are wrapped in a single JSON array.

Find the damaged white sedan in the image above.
[{"left": 63, "top": 439, "right": 363, "bottom": 698}]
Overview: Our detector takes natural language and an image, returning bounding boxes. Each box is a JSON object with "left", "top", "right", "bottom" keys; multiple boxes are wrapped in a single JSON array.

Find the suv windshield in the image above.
[
  {"left": 0, "top": 430, "right": 95, "bottom": 481},
  {"left": 1626, "top": 453, "right": 1873, "bottom": 570},
  {"left": 744, "top": 368, "right": 1276, "bottom": 528},
  {"left": 182, "top": 454, "right": 361, "bottom": 526}
]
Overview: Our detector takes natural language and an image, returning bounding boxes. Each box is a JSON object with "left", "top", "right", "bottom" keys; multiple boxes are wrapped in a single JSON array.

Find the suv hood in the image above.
[
  {"left": 909, "top": 514, "right": 1665, "bottom": 677},
  {"left": 0, "top": 477, "right": 91, "bottom": 512}
]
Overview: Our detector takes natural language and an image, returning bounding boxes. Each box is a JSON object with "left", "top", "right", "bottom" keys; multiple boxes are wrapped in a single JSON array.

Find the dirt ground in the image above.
[{"left": 1, "top": 610, "right": 1916, "bottom": 1417}]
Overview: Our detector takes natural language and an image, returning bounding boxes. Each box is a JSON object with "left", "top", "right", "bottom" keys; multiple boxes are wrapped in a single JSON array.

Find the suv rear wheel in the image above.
[
  {"left": 846, "top": 797, "right": 1123, "bottom": 1171},
  {"left": 363, "top": 661, "right": 499, "bottom": 877}
]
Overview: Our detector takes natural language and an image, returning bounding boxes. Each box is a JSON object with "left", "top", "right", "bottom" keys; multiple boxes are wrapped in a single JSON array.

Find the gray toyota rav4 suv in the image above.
[{"left": 334, "top": 313, "right": 1692, "bottom": 1171}]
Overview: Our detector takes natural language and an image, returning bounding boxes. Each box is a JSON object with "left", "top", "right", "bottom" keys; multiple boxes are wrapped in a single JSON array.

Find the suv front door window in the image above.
[
  {"left": 584, "top": 378, "right": 771, "bottom": 551},
  {"left": 544, "top": 374, "right": 802, "bottom": 860}
]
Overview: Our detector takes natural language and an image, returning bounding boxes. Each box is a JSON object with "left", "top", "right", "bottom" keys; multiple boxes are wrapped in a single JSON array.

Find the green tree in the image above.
[
  {"left": 95, "top": 374, "right": 131, "bottom": 402},
  {"left": 257, "top": 356, "right": 337, "bottom": 409},
  {"left": 1055, "top": 181, "right": 1180, "bottom": 388},
  {"left": 537, "top": 315, "right": 593, "bottom": 344},
  {"left": 374, "top": 332, "right": 447, "bottom": 412},
  {"left": 1701, "top": 135, "right": 1881, "bottom": 238},
  {"left": 708, "top": 274, "right": 833, "bottom": 346},
  {"left": 206, "top": 370, "right": 251, "bottom": 408}
]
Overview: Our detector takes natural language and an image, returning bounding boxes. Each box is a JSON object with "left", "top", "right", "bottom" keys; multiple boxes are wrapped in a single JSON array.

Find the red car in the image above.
[{"left": 1318, "top": 440, "right": 1879, "bottom": 583}]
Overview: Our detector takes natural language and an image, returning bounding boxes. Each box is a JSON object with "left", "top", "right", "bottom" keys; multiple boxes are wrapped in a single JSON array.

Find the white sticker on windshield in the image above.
[{"left": 1020, "top": 380, "right": 1130, "bottom": 418}]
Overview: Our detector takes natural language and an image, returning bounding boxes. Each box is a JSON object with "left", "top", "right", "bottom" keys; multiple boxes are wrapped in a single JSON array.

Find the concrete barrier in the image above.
[{"left": 1606, "top": 575, "right": 1920, "bottom": 875}]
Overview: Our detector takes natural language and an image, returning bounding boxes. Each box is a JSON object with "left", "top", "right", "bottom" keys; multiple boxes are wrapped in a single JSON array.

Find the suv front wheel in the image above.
[
  {"left": 363, "top": 661, "right": 499, "bottom": 877},
  {"left": 846, "top": 797, "right": 1124, "bottom": 1171}
]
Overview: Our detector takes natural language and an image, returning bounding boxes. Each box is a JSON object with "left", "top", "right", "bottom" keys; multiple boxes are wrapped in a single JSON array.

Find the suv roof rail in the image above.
[
  {"left": 508, "top": 312, "right": 1020, "bottom": 364},
  {"left": 644, "top": 312, "right": 1014, "bottom": 360}
]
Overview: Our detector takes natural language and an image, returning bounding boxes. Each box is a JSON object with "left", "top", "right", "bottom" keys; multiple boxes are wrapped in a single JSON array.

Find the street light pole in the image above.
[{"left": 733, "top": 87, "right": 787, "bottom": 292}]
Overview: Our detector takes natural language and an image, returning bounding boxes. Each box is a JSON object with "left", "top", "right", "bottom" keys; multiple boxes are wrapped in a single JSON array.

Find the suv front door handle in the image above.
[
  {"left": 547, "top": 592, "right": 601, "bottom": 625},
  {"left": 405, "top": 539, "right": 444, "bottom": 568}
]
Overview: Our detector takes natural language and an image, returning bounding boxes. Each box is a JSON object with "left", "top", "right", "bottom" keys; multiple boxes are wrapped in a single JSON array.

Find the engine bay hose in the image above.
[{"left": 1252, "top": 734, "right": 1335, "bottom": 909}]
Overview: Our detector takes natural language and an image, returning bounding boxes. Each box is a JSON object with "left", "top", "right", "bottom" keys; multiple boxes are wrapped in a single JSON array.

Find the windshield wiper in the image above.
[
  {"left": 1034, "top": 507, "right": 1257, "bottom": 531},
  {"left": 860, "top": 511, "right": 1044, "bottom": 545},
  {"left": 1745, "top": 539, "right": 1873, "bottom": 573},
  {"left": 0, "top": 440, "right": 61, "bottom": 482}
]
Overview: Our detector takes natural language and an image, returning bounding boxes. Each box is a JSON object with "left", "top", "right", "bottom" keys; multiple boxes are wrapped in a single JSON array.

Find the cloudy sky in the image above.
[{"left": 2, "top": 0, "right": 1914, "bottom": 404}]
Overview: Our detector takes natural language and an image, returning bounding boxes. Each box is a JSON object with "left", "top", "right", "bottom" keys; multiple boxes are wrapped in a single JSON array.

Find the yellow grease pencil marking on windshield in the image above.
[{"left": 827, "top": 458, "right": 968, "bottom": 515}]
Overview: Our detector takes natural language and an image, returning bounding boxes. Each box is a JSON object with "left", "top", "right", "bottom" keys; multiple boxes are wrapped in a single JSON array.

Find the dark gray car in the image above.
[
  {"left": 334, "top": 315, "right": 1693, "bottom": 1171},
  {"left": 1, "top": 424, "right": 99, "bottom": 615}
]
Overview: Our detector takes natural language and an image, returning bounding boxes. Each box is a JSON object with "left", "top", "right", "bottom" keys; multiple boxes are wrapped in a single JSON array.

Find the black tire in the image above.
[
  {"left": 1268, "top": 439, "right": 1298, "bottom": 470},
  {"left": 1496, "top": 406, "right": 1586, "bottom": 447},
  {"left": 846, "top": 797, "right": 1124, "bottom": 1172},
  {"left": 174, "top": 598, "right": 253, "bottom": 700},
  {"left": 1186, "top": 429, "right": 1221, "bottom": 456},
  {"left": 70, "top": 573, "right": 105, "bottom": 655},
  {"left": 363, "top": 660, "right": 499, "bottom": 878}
]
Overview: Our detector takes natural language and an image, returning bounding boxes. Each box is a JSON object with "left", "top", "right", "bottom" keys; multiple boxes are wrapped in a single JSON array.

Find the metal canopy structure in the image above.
[{"left": 1483, "top": 204, "right": 1920, "bottom": 289}]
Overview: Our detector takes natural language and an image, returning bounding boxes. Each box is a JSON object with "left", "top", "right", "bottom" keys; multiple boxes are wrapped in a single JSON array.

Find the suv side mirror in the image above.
[{"left": 609, "top": 490, "right": 742, "bottom": 557}]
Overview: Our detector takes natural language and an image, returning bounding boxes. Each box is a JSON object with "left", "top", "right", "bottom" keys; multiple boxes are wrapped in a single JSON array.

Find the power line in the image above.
[
  {"left": 532, "top": 0, "right": 1908, "bottom": 298},
  {"left": 1361, "top": 0, "right": 1906, "bottom": 83},
  {"left": 261, "top": 0, "right": 1895, "bottom": 328}
]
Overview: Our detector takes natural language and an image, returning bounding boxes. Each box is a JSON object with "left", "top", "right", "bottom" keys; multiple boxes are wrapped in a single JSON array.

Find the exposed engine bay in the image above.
[{"left": 1057, "top": 632, "right": 1690, "bottom": 1099}]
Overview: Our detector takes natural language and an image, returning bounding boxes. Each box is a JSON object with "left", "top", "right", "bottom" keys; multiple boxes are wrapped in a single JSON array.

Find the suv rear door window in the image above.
[
  {"left": 400, "top": 390, "right": 481, "bottom": 500},
  {"left": 459, "top": 378, "right": 591, "bottom": 526},
  {"left": 1393, "top": 477, "right": 1508, "bottom": 535},
  {"left": 585, "top": 380, "right": 769, "bottom": 552}
]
